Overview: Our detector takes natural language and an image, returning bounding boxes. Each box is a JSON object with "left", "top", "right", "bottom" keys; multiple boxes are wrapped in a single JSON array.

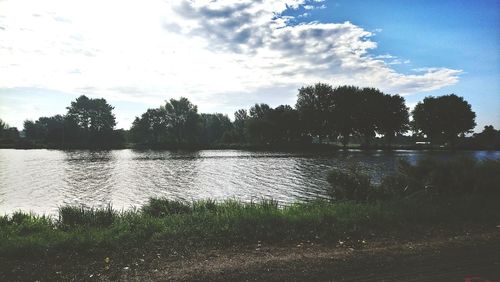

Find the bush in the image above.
[
  {"left": 329, "top": 158, "right": 500, "bottom": 202},
  {"left": 327, "top": 165, "right": 373, "bottom": 201}
]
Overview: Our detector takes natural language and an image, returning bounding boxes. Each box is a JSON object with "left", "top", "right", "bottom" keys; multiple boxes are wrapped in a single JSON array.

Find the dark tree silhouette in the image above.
[
  {"left": 296, "top": 83, "right": 335, "bottom": 143},
  {"left": 356, "top": 88, "right": 385, "bottom": 146},
  {"left": 0, "top": 119, "right": 19, "bottom": 145},
  {"left": 269, "top": 105, "right": 301, "bottom": 143},
  {"left": 0, "top": 119, "right": 7, "bottom": 131},
  {"left": 66, "top": 95, "right": 117, "bottom": 144},
  {"left": 163, "top": 97, "right": 201, "bottom": 144},
  {"left": 21, "top": 96, "right": 122, "bottom": 148},
  {"left": 412, "top": 94, "right": 476, "bottom": 145},
  {"left": 200, "top": 113, "right": 232, "bottom": 144},
  {"left": 233, "top": 109, "right": 249, "bottom": 142},
  {"left": 473, "top": 125, "right": 500, "bottom": 150},
  {"left": 247, "top": 103, "right": 273, "bottom": 143},
  {"left": 130, "top": 108, "right": 167, "bottom": 144},
  {"left": 377, "top": 94, "right": 409, "bottom": 145},
  {"left": 331, "top": 85, "right": 360, "bottom": 146}
]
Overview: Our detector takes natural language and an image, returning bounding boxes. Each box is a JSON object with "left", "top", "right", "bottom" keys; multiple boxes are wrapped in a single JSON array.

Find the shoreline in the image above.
[
  {"left": 2, "top": 142, "right": 499, "bottom": 151},
  {"left": 1, "top": 197, "right": 499, "bottom": 280}
]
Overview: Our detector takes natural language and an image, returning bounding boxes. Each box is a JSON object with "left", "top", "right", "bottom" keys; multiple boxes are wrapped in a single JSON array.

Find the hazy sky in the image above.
[{"left": 0, "top": 0, "right": 498, "bottom": 130}]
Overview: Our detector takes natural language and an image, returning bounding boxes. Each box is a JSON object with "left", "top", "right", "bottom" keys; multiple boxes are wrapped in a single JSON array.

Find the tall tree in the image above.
[
  {"left": 130, "top": 108, "right": 167, "bottom": 144},
  {"left": 377, "top": 94, "right": 409, "bottom": 145},
  {"left": 331, "top": 85, "right": 360, "bottom": 146},
  {"left": 295, "top": 83, "right": 335, "bottom": 143},
  {"left": 233, "top": 109, "right": 248, "bottom": 142},
  {"left": 66, "top": 95, "right": 117, "bottom": 143},
  {"left": 247, "top": 103, "right": 273, "bottom": 143},
  {"left": 269, "top": 105, "right": 300, "bottom": 143},
  {"left": 0, "top": 119, "right": 19, "bottom": 144},
  {"left": 199, "top": 113, "right": 232, "bottom": 144},
  {"left": 356, "top": 88, "right": 385, "bottom": 146},
  {"left": 412, "top": 94, "right": 476, "bottom": 145},
  {"left": 162, "top": 97, "right": 201, "bottom": 144}
]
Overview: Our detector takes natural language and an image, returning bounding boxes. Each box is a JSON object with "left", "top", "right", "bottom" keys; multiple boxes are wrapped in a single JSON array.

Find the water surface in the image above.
[{"left": 1, "top": 149, "right": 498, "bottom": 215}]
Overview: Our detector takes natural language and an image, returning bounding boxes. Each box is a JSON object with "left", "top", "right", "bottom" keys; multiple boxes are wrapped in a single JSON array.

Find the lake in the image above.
[{"left": 1, "top": 149, "right": 499, "bottom": 215}]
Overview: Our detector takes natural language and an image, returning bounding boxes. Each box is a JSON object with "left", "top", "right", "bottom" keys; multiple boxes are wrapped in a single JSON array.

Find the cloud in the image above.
[{"left": 0, "top": 0, "right": 462, "bottom": 127}]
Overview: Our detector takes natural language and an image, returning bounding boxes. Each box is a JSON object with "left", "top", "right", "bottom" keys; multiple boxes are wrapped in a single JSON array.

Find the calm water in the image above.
[{"left": 1, "top": 149, "right": 499, "bottom": 215}]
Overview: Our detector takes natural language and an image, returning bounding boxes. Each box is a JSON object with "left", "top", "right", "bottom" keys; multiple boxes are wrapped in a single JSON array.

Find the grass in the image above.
[{"left": 1, "top": 195, "right": 499, "bottom": 259}]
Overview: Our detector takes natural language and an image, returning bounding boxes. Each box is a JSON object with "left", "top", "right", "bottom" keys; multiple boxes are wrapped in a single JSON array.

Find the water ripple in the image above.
[{"left": 0, "top": 149, "right": 498, "bottom": 215}]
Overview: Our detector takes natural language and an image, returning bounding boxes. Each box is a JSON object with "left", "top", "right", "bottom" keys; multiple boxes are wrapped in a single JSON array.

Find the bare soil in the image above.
[{"left": 2, "top": 228, "right": 499, "bottom": 281}]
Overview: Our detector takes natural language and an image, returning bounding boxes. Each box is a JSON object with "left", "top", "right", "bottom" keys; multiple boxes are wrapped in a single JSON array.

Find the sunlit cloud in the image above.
[{"left": 0, "top": 0, "right": 462, "bottom": 128}]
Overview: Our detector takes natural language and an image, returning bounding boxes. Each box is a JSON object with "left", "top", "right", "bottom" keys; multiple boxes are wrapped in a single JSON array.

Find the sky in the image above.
[{"left": 0, "top": 0, "right": 499, "bottom": 131}]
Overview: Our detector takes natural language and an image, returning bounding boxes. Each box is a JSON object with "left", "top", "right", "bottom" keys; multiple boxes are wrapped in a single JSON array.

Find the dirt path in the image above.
[
  {"left": 2, "top": 229, "right": 499, "bottom": 281},
  {"left": 111, "top": 231, "right": 500, "bottom": 281}
]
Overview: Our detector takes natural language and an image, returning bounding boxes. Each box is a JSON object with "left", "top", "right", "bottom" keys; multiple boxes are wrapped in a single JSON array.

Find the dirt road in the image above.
[{"left": 2, "top": 229, "right": 499, "bottom": 281}]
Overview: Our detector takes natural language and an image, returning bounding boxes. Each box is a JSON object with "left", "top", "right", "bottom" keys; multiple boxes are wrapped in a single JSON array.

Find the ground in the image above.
[{"left": 2, "top": 227, "right": 499, "bottom": 281}]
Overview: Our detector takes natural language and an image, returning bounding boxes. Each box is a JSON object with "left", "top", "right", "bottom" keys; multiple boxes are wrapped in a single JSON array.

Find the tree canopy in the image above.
[
  {"left": 412, "top": 94, "right": 476, "bottom": 145},
  {"left": 0, "top": 83, "right": 486, "bottom": 149}
]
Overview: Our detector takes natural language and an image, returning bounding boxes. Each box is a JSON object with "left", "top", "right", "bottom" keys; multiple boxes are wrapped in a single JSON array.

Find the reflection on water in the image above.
[{"left": 0, "top": 149, "right": 498, "bottom": 215}]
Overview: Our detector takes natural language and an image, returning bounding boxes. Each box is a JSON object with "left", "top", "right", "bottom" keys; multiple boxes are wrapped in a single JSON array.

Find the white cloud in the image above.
[{"left": 0, "top": 0, "right": 462, "bottom": 126}]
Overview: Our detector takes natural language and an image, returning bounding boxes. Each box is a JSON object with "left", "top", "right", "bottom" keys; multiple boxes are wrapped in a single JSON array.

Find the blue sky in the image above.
[{"left": 0, "top": 0, "right": 498, "bottom": 131}]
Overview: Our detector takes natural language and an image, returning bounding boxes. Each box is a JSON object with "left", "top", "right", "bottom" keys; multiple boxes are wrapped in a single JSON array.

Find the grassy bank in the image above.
[{"left": 1, "top": 195, "right": 499, "bottom": 259}]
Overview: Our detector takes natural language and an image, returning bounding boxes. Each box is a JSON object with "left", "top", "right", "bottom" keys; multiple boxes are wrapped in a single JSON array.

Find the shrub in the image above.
[
  {"left": 327, "top": 165, "right": 373, "bottom": 201},
  {"left": 328, "top": 158, "right": 500, "bottom": 202}
]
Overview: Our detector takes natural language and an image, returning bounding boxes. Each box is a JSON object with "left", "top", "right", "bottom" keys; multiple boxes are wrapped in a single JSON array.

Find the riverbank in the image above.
[
  {"left": 3, "top": 142, "right": 500, "bottom": 151},
  {"left": 3, "top": 227, "right": 499, "bottom": 281},
  {"left": 1, "top": 196, "right": 499, "bottom": 280}
]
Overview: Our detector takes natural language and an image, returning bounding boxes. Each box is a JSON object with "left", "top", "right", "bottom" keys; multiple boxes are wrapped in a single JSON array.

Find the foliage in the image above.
[
  {"left": 412, "top": 94, "right": 476, "bottom": 145},
  {"left": 473, "top": 125, "right": 500, "bottom": 150},
  {"left": 376, "top": 94, "right": 409, "bottom": 145},
  {"left": 0, "top": 118, "right": 19, "bottom": 145},
  {"left": 142, "top": 198, "right": 192, "bottom": 217},
  {"left": 163, "top": 97, "right": 201, "bottom": 144},
  {"left": 199, "top": 113, "right": 233, "bottom": 144},
  {"left": 326, "top": 165, "right": 372, "bottom": 201},
  {"left": 296, "top": 83, "right": 335, "bottom": 142},
  {"left": 1, "top": 196, "right": 499, "bottom": 258},
  {"left": 22, "top": 95, "right": 123, "bottom": 148},
  {"left": 327, "top": 157, "right": 500, "bottom": 202},
  {"left": 59, "top": 205, "right": 116, "bottom": 228},
  {"left": 130, "top": 97, "right": 201, "bottom": 146}
]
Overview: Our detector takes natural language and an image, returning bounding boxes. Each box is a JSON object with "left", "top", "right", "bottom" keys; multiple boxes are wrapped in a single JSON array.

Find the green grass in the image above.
[{"left": 1, "top": 196, "right": 499, "bottom": 258}]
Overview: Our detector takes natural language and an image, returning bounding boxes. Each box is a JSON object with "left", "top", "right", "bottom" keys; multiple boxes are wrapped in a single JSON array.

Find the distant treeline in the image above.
[{"left": 1, "top": 83, "right": 499, "bottom": 149}]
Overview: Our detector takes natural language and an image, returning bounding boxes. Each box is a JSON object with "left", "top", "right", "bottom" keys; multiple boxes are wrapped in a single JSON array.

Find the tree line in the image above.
[{"left": 1, "top": 83, "right": 498, "bottom": 149}]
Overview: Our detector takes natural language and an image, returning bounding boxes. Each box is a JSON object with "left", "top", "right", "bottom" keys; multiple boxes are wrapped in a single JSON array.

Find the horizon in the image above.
[{"left": 0, "top": 0, "right": 499, "bottom": 131}]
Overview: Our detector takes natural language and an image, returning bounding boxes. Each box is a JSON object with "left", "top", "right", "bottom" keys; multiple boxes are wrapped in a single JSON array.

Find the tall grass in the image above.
[
  {"left": 1, "top": 195, "right": 499, "bottom": 258},
  {"left": 59, "top": 204, "right": 115, "bottom": 228}
]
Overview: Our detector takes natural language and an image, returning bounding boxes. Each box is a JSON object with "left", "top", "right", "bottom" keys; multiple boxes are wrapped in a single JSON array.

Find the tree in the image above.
[
  {"left": 199, "top": 113, "right": 232, "bottom": 144},
  {"left": 0, "top": 119, "right": 19, "bottom": 145},
  {"left": 233, "top": 109, "right": 249, "bottom": 142},
  {"left": 247, "top": 103, "right": 273, "bottom": 143},
  {"left": 66, "top": 95, "right": 117, "bottom": 143},
  {"left": 473, "top": 125, "right": 500, "bottom": 150},
  {"left": 412, "top": 94, "right": 476, "bottom": 145},
  {"left": 0, "top": 119, "right": 7, "bottom": 131},
  {"left": 331, "top": 86, "right": 360, "bottom": 146},
  {"left": 377, "top": 94, "right": 409, "bottom": 145},
  {"left": 130, "top": 108, "right": 167, "bottom": 144},
  {"left": 162, "top": 97, "right": 201, "bottom": 144},
  {"left": 269, "top": 105, "right": 301, "bottom": 143},
  {"left": 355, "top": 88, "right": 385, "bottom": 146},
  {"left": 296, "top": 83, "right": 335, "bottom": 143}
]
